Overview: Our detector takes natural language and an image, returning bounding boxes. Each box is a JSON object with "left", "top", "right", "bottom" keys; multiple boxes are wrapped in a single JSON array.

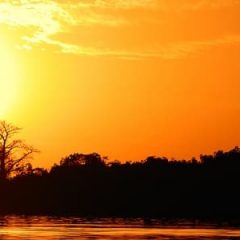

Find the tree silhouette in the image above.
[
  {"left": 0, "top": 146, "right": 240, "bottom": 217},
  {"left": 60, "top": 152, "right": 106, "bottom": 168},
  {"left": 0, "top": 121, "right": 38, "bottom": 179}
]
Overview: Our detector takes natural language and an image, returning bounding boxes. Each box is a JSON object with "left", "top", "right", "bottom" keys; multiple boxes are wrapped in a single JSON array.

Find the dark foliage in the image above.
[{"left": 1, "top": 147, "right": 240, "bottom": 219}]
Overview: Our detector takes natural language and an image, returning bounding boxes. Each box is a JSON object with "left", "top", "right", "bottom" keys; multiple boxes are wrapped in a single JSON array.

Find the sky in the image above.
[{"left": 0, "top": 0, "right": 240, "bottom": 167}]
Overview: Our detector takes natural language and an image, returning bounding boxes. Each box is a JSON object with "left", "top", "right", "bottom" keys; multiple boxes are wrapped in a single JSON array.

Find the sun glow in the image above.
[{"left": 0, "top": 38, "right": 19, "bottom": 117}]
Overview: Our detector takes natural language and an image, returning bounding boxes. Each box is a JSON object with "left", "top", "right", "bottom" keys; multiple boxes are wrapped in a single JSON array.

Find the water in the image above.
[{"left": 0, "top": 216, "right": 240, "bottom": 239}]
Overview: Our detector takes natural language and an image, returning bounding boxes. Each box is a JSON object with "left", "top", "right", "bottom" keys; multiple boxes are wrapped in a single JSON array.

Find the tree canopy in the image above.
[{"left": 0, "top": 121, "right": 38, "bottom": 179}]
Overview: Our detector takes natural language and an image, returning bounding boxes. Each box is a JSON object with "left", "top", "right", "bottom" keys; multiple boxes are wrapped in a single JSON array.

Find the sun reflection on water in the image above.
[{"left": 0, "top": 216, "right": 240, "bottom": 240}]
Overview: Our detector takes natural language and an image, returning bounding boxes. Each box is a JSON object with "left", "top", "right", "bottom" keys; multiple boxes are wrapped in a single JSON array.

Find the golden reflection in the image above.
[{"left": 0, "top": 217, "right": 240, "bottom": 239}]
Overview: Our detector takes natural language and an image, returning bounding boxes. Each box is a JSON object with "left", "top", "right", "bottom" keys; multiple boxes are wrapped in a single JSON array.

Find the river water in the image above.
[{"left": 0, "top": 216, "right": 240, "bottom": 239}]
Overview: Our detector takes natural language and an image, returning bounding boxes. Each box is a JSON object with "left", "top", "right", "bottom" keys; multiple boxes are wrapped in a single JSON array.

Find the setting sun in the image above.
[{"left": 0, "top": 38, "right": 19, "bottom": 117}]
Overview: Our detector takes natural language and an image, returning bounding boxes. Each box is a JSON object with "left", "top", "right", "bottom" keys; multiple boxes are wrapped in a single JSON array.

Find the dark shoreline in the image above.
[
  {"left": 1, "top": 214, "right": 240, "bottom": 228},
  {"left": 1, "top": 148, "right": 240, "bottom": 221}
]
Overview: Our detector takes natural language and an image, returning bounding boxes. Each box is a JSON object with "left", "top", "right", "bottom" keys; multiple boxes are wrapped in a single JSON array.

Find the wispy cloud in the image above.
[
  {"left": 71, "top": 0, "right": 240, "bottom": 11},
  {"left": 1, "top": 0, "right": 240, "bottom": 59},
  {"left": 67, "top": 0, "right": 157, "bottom": 9},
  {"left": 64, "top": 0, "right": 240, "bottom": 10},
  {"left": 168, "top": 0, "right": 240, "bottom": 11},
  {"left": 0, "top": 1, "right": 126, "bottom": 47},
  {"left": 0, "top": 1, "right": 72, "bottom": 45},
  {"left": 49, "top": 35, "right": 240, "bottom": 60}
]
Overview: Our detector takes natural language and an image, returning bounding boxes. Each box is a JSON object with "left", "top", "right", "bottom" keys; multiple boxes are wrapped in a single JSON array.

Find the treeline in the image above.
[{"left": 1, "top": 147, "right": 240, "bottom": 218}]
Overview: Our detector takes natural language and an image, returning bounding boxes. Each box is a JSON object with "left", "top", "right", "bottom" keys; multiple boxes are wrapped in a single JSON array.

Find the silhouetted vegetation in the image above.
[
  {"left": 1, "top": 147, "right": 240, "bottom": 219},
  {"left": 0, "top": 121, "right": 38, "bottom": 179}
]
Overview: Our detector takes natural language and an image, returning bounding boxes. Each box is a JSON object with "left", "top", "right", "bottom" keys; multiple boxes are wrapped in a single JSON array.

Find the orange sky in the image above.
[{"left": 1, "top": 0, "right": 240, "bottom": 168}]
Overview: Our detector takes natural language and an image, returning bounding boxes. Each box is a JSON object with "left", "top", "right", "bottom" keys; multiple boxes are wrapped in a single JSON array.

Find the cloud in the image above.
[
  {"left": 44, "top": 35, "right": 240, "bottom": 60},
  {"left": 156, "top": 0, "right": 240, "bottom": 11},
  {"left": 158, "top": 35, "right": 240, "bottom": 59},
  {"left": 1, "top": 0, "right": 240, "bottom": 59},
  {"left": 70, "top": 0, "right": 240, "bottom": 11},
  {"left": 66, "top": 0, "right": 157, "bottom": 9},
  {"left": 0, "top": 0, "right": 126, "bottom": 47},
  {"left": 0, "top": 1, "right": 72, "bottom": 44}
]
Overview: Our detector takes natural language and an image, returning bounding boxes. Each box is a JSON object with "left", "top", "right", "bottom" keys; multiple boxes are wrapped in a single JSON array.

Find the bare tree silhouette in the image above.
[{"left": 0, "top": 121, "right": 38, "bottom": 179}]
